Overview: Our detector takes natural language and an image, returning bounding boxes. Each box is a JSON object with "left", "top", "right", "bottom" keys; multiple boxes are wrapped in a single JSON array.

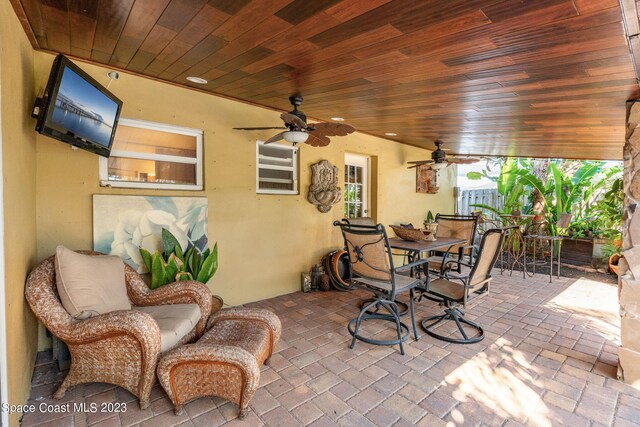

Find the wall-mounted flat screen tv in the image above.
[{"left": 34, "top": 54, "right": 122, "bottom": 158}]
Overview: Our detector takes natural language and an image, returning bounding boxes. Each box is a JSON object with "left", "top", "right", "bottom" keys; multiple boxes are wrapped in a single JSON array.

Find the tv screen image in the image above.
[
  {"left": 51, "top": 67, "right": 119, "bottom": 148},
  {"left": 35, "top": 54, "right": 123, "bottom": 157}
]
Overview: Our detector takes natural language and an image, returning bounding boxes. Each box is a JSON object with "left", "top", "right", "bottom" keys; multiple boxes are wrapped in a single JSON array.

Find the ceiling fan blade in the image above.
[
  {"left": 264, "top": 132, "right": 286, "bottom": 144},
  {"left": 448, "top": 157, "right": 482, "bottom": 164},
  {"left": 408, "top": 164, "right": 434, "bottom": 169},
  {"left": 233, "top": 126, "right": 286, "bottom": 130},
  {"left": 304, "top": 133, "right": 331, "bottom": 147},
  {"left": 281, "top": 112, "right": 307, "bottom": 129},
  {"left": 310, "top": 122, "right": 356, "bottom": 137},
  {"left": 407, "top": 160, "right": 433, "bottom": 165}
]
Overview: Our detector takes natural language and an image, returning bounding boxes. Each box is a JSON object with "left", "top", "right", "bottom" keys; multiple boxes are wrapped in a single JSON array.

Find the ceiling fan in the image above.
[
  {"left": 233, "top": 94, "right": 356, "bottom": 147},
  {"left": 407, "top": 140, "right": 482, "bottom": 170}
]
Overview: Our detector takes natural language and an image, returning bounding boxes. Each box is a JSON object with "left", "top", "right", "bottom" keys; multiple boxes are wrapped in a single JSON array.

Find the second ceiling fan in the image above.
[
  {"left": 408, "top": 140, "right": 482, "bottom": 169},
  {"left": 233, "top": 94, "right": 356, "bottom": 146}
]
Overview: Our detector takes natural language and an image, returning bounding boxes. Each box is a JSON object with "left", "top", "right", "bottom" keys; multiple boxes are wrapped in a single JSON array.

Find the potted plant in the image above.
[
  {"left": 423, "top": 210, "right": 435, "bottom": 228},
  {"left": 423, "top": 210, "right": 438, "bottom": 241},
  {"left": 139, "top": 228, "right": 218, "bottom": 289}
]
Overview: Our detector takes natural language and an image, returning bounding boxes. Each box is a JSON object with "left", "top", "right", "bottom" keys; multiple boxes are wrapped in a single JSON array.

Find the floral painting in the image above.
[{"left": 93, "top": 195, "right": 208, "bottom": 273}]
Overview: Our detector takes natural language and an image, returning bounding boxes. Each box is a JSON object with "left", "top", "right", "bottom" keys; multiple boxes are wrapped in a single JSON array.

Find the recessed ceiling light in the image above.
[
  {"left": 186, "top": 76, "right": 208, "bottom": 84},
  {"left": 385, "top": 132, "right": 397, "bottom": 136},
  {"left": 331, "top": 117, "right": 345, "bottom": 121}
]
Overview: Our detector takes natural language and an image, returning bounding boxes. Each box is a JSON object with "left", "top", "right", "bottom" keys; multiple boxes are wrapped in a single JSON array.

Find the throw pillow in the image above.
[{"left": 55, "top": 246, "right": 131, "bottom": 319}]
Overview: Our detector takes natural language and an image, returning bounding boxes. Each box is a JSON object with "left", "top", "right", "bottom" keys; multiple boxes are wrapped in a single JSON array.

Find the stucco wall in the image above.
[
  {"left": 0, "top": 2, "right": 39, "bottom": 425},
  {"left": 33, "top": 51, "right": 455, "bottom": 341}
]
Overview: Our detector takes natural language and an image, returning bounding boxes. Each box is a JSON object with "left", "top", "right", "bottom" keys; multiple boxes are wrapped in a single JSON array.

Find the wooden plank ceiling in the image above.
[{"left": 10, "top": 0, "right": 640, "bottom": 160}]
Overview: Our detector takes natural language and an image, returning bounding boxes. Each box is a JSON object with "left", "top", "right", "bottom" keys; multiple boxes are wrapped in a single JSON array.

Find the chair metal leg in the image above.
[
  {"left": 347, "top": 298, "right": 410, "bottom": 354},
  {"left": 557, "top": 240, "right": 562, "bottom": 279},
  {"left": 409, "top": 288, "right": 419, "bottom": 341},
  {"left": 548, "top": 238, "right": 553, "bottom": 283},
  {"left": 421, "top": 302, "right": 484, "bottom": 344},
  {"left": 451, "top": 310, "right": 469, "bottom": 341},
  {"left": 381, "top": 301, "right": 404, "bottom": 355},
  {"left": 533, "top": 238, "right": 537, "bottom": 275},
  {"left": 523, "top": 240, "right": 527, "bottom": 279},
  {"left": 350, "top": 300, "right": 379, "bottom": 349}
]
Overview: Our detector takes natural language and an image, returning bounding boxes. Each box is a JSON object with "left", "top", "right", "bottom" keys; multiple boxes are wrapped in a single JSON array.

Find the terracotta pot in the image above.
[{"left": 609, "top": 253, "right": 622, "bottom": 276}]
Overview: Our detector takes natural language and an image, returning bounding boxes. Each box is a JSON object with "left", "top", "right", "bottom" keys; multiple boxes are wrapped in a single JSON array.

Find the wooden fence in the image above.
[{"left": 457, "top": 188, "right": 504, "bottom": 215}]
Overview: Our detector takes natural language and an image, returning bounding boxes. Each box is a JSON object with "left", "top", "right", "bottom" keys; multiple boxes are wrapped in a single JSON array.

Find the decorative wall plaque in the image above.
[
  {"left": 416, "top": 164, "right": 439, "bottom": 194},
  {"left": 308, "top": 160, "right": 342, "bottom": 213}
]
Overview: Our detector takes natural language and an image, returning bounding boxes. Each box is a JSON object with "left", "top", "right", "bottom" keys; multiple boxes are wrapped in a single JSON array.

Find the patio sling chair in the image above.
[
  {"left": 421, "top": 228, "right": 506, "bottom": 344},
  {"left": 334, "top": 221, "right": 428, "bottom": 355},
  {"left": 343, "top": 216, "right": 375, "bottom": 226},
  {"left": 426, "top": 213, "right": 480, "bottom": 274},
  {"left": 25, "top": 248, "right": 212, "bottom": 409}
]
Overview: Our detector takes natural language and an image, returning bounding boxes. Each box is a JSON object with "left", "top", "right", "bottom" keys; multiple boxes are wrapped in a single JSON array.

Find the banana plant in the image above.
[
  {"left": 514, "top": 161, "right": 602, "bottom": 236},
  {"left": 469, "top": 158, "right": 528, "bottom": 218},
  {"left": 139, "top": 228, "right": 218, "bottom": 289}
]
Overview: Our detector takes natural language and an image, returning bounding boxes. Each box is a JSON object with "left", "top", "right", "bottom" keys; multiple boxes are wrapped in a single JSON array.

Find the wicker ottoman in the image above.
[{"left": 157, "top": 308, "right": 282, "bottom": 418}]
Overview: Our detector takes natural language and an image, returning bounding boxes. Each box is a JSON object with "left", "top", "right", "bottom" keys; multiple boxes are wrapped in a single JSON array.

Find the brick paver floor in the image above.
[{"left": 22, "top": 270, "right": 640, "bottom": 426}]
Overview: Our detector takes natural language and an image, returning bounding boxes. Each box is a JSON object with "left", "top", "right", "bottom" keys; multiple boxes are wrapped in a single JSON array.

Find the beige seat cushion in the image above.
[
  {"left": 135, "top": 304, "right": 201, "bottom": 352},
  {"left": 55, "top": 246, "right": 131, "bottom": 319}
]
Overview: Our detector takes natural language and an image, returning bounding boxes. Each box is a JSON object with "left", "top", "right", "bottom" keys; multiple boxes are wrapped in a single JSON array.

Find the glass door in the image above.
[{"left": 344, "top": 153, "right": 369, "bottom": 218}]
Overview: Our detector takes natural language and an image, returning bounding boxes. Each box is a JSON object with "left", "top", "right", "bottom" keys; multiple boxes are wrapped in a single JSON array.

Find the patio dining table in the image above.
[
  {"left": 388, "top": 236, "right": 468, "bottom": 306},
  {"left": 388, "top": 236, "right": 468, "bottom": 259},
  {"left": 388, "top": 236, "right": 468, "bottom": 279}
]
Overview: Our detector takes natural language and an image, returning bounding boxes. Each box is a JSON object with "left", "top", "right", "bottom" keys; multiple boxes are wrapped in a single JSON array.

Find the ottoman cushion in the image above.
[{"left": 200, "top": 320, "right": 270, "bottom": 361}]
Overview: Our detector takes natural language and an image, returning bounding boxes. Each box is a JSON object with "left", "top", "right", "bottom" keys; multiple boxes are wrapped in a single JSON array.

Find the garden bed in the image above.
[{"left": 560, "top": 237, "right": 606, "bottom": 265}]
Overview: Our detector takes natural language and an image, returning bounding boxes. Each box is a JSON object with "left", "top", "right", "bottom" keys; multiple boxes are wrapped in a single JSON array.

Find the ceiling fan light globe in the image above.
[
  {"left": 283, "top": 130, "right": 309, "bottom": 144},
  {"left": 431, "top": 162, "right": 448, "bottom": 170}
]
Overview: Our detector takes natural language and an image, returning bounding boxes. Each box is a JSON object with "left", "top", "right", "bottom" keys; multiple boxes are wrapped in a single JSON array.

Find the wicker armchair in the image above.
[{"left": 25, "top": 251, "right": 212, "bottom": 409}]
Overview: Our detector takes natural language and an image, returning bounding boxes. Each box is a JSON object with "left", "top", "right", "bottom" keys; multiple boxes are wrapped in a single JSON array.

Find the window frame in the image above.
[
  {"left": 344, "top": 153, "right": 370, "bottom": 218},
  {"left": 256, "top": 140, "right": 299, "bottom": 195},
  {"left": 99, "top": 118, "right": 203, "bottom": 191}
]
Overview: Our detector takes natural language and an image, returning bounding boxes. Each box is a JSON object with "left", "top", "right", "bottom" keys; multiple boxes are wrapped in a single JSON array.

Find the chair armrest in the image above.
[
  {"left": 62, "top": 309, "right": 161, "bottom": 357},
  {"left": 207, "top": 308, "right": 282, "bottom": 344},
  {"left": 432, "top": 258, "right": 472, "bottom": 284},
  {"left": 457, "top": 244, "right": 477, "bottom": 257},
  {"left": 132, "top": 280, "right": 211, "bottom": 308}
]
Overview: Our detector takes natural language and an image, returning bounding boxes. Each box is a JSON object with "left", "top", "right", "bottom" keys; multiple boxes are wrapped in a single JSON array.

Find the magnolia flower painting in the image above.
[{"left": 93, "top": 195, "right": 208, "bottom": 273}]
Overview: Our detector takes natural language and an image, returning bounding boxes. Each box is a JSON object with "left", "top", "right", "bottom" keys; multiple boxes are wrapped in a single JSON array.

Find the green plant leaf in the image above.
[
  {"left": 191, "top": 251, "right": 202, "bottom": 278},
  {"left": 139, "top": 248, "right": 152, "bottom": 273},
  {"left": 174, "top": 243, "right": 184, "bottom": 262},
  {"left": 197, "top": 243, "right": 218, "bottom": 283},
  {"left": 161, "top": 228, "right": 182, "bottom": 258},
  {"left": 184, "top": 247, "right": 194, "bottom": 264},
  {"left": 150, "top": 252, "right": 167, "bottom": 289},
  {"left": 176, "top": 272, "right": 193, "bottom": 281},
  {"left": 549, "top": 163, "right": 564, "bottom": 217},
  {"left": 166, "top": 257, "right": 179, "bottom": 283},
  {"left": 564, "top": 162, "right": 602, "bottom": 209},
  {"left": 168, "top": 252, "right": 184, "bottom": 270},
  {"left": 466, "top": 171, "right": 483, "bottom": 180}
]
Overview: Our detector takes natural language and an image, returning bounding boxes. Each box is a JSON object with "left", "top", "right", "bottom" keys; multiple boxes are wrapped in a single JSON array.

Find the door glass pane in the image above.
[{"left": 344, "top": 156, "right": 368, "bottom": 219}]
